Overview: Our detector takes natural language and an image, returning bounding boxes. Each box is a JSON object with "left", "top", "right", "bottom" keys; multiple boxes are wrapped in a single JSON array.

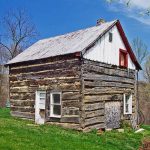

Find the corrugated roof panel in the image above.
[{"left": 7, "top": 20, "right": 117, "bottom": 64}]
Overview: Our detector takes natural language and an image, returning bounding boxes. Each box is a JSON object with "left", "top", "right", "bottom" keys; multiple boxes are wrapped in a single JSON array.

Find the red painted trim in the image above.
[
  {"left": 119, "top": 49, "right": 128, "bottom": 68},
  {"left": 116, "top": 21, "right": 142, "bottom": 70},
  {"left": 75, "top": 52, "right": 81, "bottom": 57}
]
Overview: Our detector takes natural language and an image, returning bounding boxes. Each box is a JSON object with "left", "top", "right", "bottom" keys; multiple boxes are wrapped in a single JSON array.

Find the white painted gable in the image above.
[{"left": 83, "top": 25, "right": 135, "bottom": 70}]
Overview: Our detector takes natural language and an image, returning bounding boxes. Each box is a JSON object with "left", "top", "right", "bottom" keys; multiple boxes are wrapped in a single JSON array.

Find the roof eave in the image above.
[{"left": 5, "top": 52, "right": 82, "bottom": 66}]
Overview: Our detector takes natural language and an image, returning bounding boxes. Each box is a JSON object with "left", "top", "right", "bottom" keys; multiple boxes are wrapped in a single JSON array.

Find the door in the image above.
[
  {"left": 35, "top": 91, "right": 46, "bottom": 124},
  {"left": 105, "top": 101, "right": 121, "bottom": 129}
]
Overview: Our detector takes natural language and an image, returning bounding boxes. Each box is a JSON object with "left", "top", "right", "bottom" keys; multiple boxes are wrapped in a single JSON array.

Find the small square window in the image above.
[
  {"left": 124, "top": 93, "right": 132, "bottom": 114},
  {"left": 50, "top": 92, "right": 61, "bottom": 118},
  {"left": 109, "top": 32, "right": 113, "bottom": 42}
]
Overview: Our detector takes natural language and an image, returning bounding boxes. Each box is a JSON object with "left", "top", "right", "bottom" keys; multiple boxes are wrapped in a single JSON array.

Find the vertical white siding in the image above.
[{"left": 83, "top": 25, "right": 135, "bottom": 70}]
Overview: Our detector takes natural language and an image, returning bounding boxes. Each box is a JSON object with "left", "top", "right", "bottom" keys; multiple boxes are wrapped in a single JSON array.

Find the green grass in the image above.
[{"left": 0, "top": 108, "right": 149, "bottom": 150}]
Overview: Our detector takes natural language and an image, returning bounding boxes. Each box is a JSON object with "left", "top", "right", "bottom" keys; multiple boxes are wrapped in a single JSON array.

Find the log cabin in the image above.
[{"left": 6, "top": 19, "right": 141, "bottom": 131}]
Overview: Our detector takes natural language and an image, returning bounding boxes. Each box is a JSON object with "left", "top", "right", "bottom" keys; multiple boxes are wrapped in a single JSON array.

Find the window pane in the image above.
[
  {"left": 125, "top": 99, "right": 128, "bottom": 104},
  {"left": 40, "top": 98, "right": 45, "bottom": 102},
  {"left": 40, "top": 93, "right": 46, "bottom": 98},
  {"left": 126, "top": 104, "right": 129, "bottom": 113},
  {"left": 53, "top": 105, "right": 61, "bottom": 115},
  {"left": 109, "top": 32, "right": 113, "bottom": 42},
  {"left": 126, "top": 95, "right": 130, "bottom": 103},
  {"left": 53, "top": 94, "right": 60, "bottom": 104},
  {"left": 121, "top": 53, "right": 125, "bottom": 66}
]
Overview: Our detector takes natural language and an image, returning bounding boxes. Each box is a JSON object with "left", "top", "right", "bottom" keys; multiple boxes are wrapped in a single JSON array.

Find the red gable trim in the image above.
[{"left": 116, "top": 21, "right": 142, "bottom": 70}]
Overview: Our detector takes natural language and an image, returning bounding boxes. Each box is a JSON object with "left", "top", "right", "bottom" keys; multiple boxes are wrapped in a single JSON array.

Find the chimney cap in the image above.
[{"left": 96, "top": 19, "right": 106, "bottom": 26}]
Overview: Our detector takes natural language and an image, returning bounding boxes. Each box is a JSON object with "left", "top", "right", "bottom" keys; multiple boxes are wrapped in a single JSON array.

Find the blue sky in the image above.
[{"left": 0, "top": 0, "right": 150, "bottom": 50}]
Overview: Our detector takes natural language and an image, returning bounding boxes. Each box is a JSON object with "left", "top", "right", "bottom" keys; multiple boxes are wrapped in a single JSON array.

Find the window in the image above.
[
  {"left": 123, "top": 93, "right": 132, "bottom": 114},
  {"left": 50, "top": 92, "right": 61, "bottom": 118},
  {"left": 109, "top": 32, "right": 113, "bottom": 42},
  {"left": 119, "top": 49, "right": 128, "bottom": 68}
]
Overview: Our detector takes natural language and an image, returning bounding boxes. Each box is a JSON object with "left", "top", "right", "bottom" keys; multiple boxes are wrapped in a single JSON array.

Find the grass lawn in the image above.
[{"left": 0, "top": 108, "right": 149, "bottom": 150}]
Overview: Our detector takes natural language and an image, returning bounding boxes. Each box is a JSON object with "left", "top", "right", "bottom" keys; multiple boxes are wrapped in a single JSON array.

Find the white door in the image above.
[{"left": 35, "top": 91, "right": 46, "bottom": 124}]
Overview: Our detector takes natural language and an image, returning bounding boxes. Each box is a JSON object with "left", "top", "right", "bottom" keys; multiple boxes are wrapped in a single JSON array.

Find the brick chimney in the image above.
[{"left": 96, "top": 19, "right": 106, "bottom": 26}]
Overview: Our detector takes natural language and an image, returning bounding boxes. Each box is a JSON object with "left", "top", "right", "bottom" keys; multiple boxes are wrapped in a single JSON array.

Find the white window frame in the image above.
[
  {"left": 123, "top": 93, "right": 132, "bottom": 114},
  {"left": 50, "top": 92, "right": 61, "bottom": 118}
]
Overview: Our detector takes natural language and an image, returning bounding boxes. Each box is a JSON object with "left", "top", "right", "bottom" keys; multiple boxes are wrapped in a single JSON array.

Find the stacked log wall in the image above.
[
  {"left": 9, "top": 54, "right": 82, "bottom": 127},
  {"left": 9, "top": 55, "right": 137, "bottom": 131},
  {"left": 81, "top": 59, "right": 136, "bottom": 131}
]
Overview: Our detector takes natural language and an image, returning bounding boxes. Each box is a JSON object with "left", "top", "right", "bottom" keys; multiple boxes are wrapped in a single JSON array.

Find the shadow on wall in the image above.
[
  {"left": 139, "top": 81, "right": 150, "bottom": 125},
  {"left": 0, "top": 65, "right": 9, "bottom": 108}
]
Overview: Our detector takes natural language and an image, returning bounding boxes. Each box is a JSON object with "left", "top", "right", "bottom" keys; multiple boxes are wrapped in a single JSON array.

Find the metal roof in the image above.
[{"left": 7, "top": 20, "right": 117, "bottom": 65}]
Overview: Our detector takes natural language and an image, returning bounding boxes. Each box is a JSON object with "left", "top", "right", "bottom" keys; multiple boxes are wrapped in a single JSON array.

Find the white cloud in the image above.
[
  {"left": 107, "top": 0, "right": 150, "bottom": 25},
  {"left": 129, "top": 0, "right": 150, "bottom": 9},
  {"left": 118, "top": 0, "right": 150, "bottom": 9},
  {"left": 129, "top": 14, "right": 150, "bottom": 25}
]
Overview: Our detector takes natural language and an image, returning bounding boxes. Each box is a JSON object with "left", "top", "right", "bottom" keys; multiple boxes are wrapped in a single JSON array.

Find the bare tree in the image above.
[
  {"left": 132, "top": 37, "right": 149, "bottom": 65},
  {"left": 144, "top": 56, "right": 150, "bottom": 82},
  {"left": 0, "top": 9, "right": 37, "bottom": 64}
]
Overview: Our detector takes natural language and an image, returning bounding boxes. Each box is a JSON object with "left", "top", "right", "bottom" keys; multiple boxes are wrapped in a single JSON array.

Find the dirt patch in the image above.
[{"left": 139, "top": 138, "right": 150, "bottom": 150}]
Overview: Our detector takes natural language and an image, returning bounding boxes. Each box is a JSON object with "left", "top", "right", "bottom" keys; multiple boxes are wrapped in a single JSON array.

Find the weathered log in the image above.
[
  {"left": 10, "top": 54, "right": 79, "bottom": 69},
  {"left": 10, "top": 59, "right": 81, "bottom": 74},
  {"left": 11, "top": 106, "right": 34, "bottom": 113},
  {"left": 84, "top": 116, "right": 105, "bottom": 126},
  {"left": 11, "top": 100, "right": 35, "bottom": 107},
  {"left": 11, "top": 111, "right": 34, "bottom": 119},
  {"left": 10, "top": 93, "right": 35, "bottom": 100},
  {"left": 62, "top": 107, "right": 80, "bottom": 116},
  {"left": 83, "top": 123, "right": 105, "bottom": 131},
  {"left": 84, "top": 81, "right": 134, "bottom": 89},
  {"left": 83, "top": 63, "right": 135, "bottom": 79},
  {"left": 62, "top": 92, "right": 81, "bottom": 100},
  {"left": 61, "top": 116, "right": 80, "bottom": 123},
  {"left": 62, "top": 100, "right": 80, "bottom": 108},
  {"left": 85, "top": 109, "right": 104, "bottom": 118},
  {"left": 84, "top": 88, "right": 134, "bottom": 95},
  {"left": 84, "top": 102, "right": 104, "bottom": 111},
  {"left": 83, "top": 74, "right": 135, "bottom": 84},
  {"left": 83, "top": 59, "right": 135, "bottom": 72},
  {"left": 84, "top": 94, "right": 123, "bottom": 103}
]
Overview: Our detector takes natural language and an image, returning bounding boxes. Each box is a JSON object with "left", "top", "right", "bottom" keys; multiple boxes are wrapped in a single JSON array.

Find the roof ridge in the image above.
[{"left": 39, "top": 20, "right": 117, "bottom": 42}]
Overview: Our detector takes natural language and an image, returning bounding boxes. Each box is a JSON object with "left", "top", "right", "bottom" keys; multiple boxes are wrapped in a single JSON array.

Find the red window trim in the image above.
[{"left": 119, "top": 49, "right": 128, "bottom": 68}]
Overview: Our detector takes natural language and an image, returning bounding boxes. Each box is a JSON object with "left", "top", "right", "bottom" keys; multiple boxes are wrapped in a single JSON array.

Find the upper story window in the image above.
[
  {"left": 123, "top": 93, "right": 132, "bottom": 114},
  {"left": 119, "top": 49, "right": 128, "bottom": 68},
  {"left": 109, "top": 32, "right": 113, "bottom": 42},
  {"left": 50, "top": 92, "right": 61, "bottom": 118}
]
